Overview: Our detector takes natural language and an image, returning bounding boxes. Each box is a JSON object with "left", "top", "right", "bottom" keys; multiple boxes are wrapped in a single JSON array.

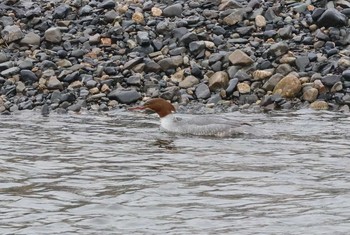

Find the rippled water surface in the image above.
[{"left": 1, "top": 109, "right": 350, "bottom": 234}]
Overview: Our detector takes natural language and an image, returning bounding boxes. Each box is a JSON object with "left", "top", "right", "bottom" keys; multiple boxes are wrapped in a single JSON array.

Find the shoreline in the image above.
[{"left": 1, "top": 0, "right": 350, "bottom": 115}]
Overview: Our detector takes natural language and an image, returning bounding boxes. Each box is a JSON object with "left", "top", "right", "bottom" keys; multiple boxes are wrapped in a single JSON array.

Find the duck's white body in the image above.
[{"left": 131, "top": 98, "right": 250, "bottom": 137}]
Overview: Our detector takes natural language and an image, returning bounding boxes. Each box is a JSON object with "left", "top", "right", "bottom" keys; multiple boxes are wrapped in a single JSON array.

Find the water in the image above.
[{"left": 1, "top": 109, "right": 350, "bottom": 234}]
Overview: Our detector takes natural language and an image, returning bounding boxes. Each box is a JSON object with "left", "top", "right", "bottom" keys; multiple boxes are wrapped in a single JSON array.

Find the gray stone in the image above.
[
  {"left": 268, "top": 42, "right": 289, "bottom": 57},
  {"left": 228, "top": 49, "right": 254, "bottom": 66},
  {"left": 163, "top": 3, "right": 183, "bottom": 17},
  {"left": 125, "top": 74, "right": 142, "bottom": 86},
  {"left": 180, "top": 32, "right": 198, "bottom": 46},
  {"left": 263, "top": 73, "right": 283, "bottom": 91},
  {"left": 47, "top": 76, "right": 63, "bottom": 90},
  {"left": 295, "top": 56, "right": 310, "bottom": 72},
  {"left": 144, "top": 58, "right": 161, "bottom": 73},
  {"left": 53, "top": 4, "right": 70, "bottom": 19},
  {"left": 123, "top": 57, "right": 143, "bottom": 70},
  {"left": 1, "top": 25, "right": 23, "bottom": 43},
  {"left": 44, "top": 27, "right": 62, "bottom": 43},
  {"left": 158, "top": 56, "right": 183, "bottom": 71},
  {"left": 226, "top": 78, "right": 239, "bottom": 96},
  {"left": 0, "top": 67, "right": 20, "bottom": 78},
  {"left": 278, "top": 25, "right": 293, "bottom": 39},
  {"left": 107, "top": 89, "right": 141, "bottom": 104},
  {"left": 321, "top": 75, "right": 342, "bottom": 86},
  {"left": 137, "top": 31, "right": 150, "bottom": 46},
  {"left": 20, "top": 32, "right": 40, "bottom": 46},
  {"left": 223, "top": 9, "right": 245, "bottom": 25},
  {"left": 179, "top": 75, "right": 199, "bottom": 88},
  {"left": 189, "top": 41, "right": 206, "bottom": 55},
  {"left": 68, "top": 100, "right": 86, "bottom": 112},
  {"left": 0, "top": 53, "right": 8, "bottom": 63},
  {"left": 195, "top": 83, "right": 211, "bottom": 99}
]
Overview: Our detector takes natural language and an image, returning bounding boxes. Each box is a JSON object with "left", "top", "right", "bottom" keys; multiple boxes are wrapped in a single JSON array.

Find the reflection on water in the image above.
[{"left": 1, "top": 109, "right": 350, "bottom": 234}]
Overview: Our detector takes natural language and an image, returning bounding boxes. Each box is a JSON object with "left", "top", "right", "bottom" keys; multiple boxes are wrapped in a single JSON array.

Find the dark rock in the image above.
[
  {"left": 137, "top": 31, "right": 150, "bottom": 46},
  {"left": 144, "top": 58, "right": 161, "bottom": 73},
  {"left": 107, "top": 89, "right": 141, "bottom": 104},
  {"left": 321, "top": 75, "right": 341, "bottom": 86},
  {"left": 189, "top": 41, "right": 205, "bottom": 55},
  {"left": 41, "top": 60, "right": 57, "bottom": 70},
  {"left": 343, "top": 69, "right": 350, "bottom": 81},
  {"left": 97, "top": 0, "right": 115, "bottom": 9},
  {"left": 180, "top": 32, "right": 198, "bottom": 46},
  {"left": 63, "top": 71, "right": 80, "bottom": 83},
  {"left": 53, "top": 4, "right": 70, "bottom": 19},
  {"left": 18, "top": 100, "right": 33, "bottom": 110},
  {"left": 317, "top": 9, "right": 347, "bottom": 28},
  {"left": 268, "top": 42, "right": 289, "bottom": 57},
  {"left": 68, "top": 99, "right": 86, "bottom": 112},
  {"left": 226, "top": 78, "right": 239, "bottom": 96},
  {"left": 20, "top": 70, "right": 38, "bottom": 84},
  {"left": 123, "top": 57, "right": 143, "bottom": 70}
]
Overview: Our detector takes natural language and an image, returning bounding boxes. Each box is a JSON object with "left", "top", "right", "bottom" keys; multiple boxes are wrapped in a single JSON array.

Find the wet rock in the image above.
[
  {"left": 310, "top": 100, "right": 329, "bottom": 110},
  {"left": 1, "top": 25, "right": 23, "bottom": 43},
  {"left": 208, "top": 71, "right": 229, "bottom": 91},
  {"left": 195, "top": 83, "right": 211, "bottom": 99},
  {"left": 179, "top": 75, "right": 199, "bottom": 88},
  {"left": 273, "top": 74, "right": 301, "bottom": 98},
  {"left": 44, "top": 27, "right": 62, "bottom": 43},
  {"left": 163, "top": 3, "right": 183, "bottom": 17},
  {"left": 107, "top": 88, "right": 141, "bottom": 104},
  {"left": 228, "top": 49, "right": 254, "bottom": 66}
]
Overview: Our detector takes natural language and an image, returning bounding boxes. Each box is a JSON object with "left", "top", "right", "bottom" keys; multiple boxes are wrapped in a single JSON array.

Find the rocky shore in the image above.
[{"left": 0, "top": 0, "right": 350, "bottom": 115}]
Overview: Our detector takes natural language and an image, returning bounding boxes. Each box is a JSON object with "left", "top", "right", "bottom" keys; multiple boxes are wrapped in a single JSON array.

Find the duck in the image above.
[{"left": 130, "top": 98, "right": 251, "bottom": 137}]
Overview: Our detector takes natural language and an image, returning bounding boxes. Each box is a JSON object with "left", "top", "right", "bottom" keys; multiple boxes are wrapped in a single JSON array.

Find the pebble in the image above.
[
  {"left": 208, "top": 71, "right": 229, "bottom": 91},
  {"left": 44, "top": 27, "right": 62, "bottom": 43},
  {"left": 195, "top": 83, "right": 211, "bottom": 99},
  {"left": 303, "top": 88, "right": 319, "bottom": 102},
  {"left": 1, "top": 25, "right": 23, "bottom": 43},
  {"left": 228, "top": 49, "right": 254, "bottom": 66},
  {"left": 273, "top": 74, "right": 301, "bottom": 98},
  {"left": 310, "top": 100, "right": 329, "bottom": 110}
]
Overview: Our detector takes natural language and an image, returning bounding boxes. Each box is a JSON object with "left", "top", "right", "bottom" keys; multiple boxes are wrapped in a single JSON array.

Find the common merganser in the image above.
[{"left": 130, "top": 98, "right": 251, "bottom": 137}]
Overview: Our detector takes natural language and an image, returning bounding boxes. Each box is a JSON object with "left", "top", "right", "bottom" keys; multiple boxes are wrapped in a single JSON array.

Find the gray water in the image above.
[{"left": 1, "top": 109, "right": 350, "bottom": 235}]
